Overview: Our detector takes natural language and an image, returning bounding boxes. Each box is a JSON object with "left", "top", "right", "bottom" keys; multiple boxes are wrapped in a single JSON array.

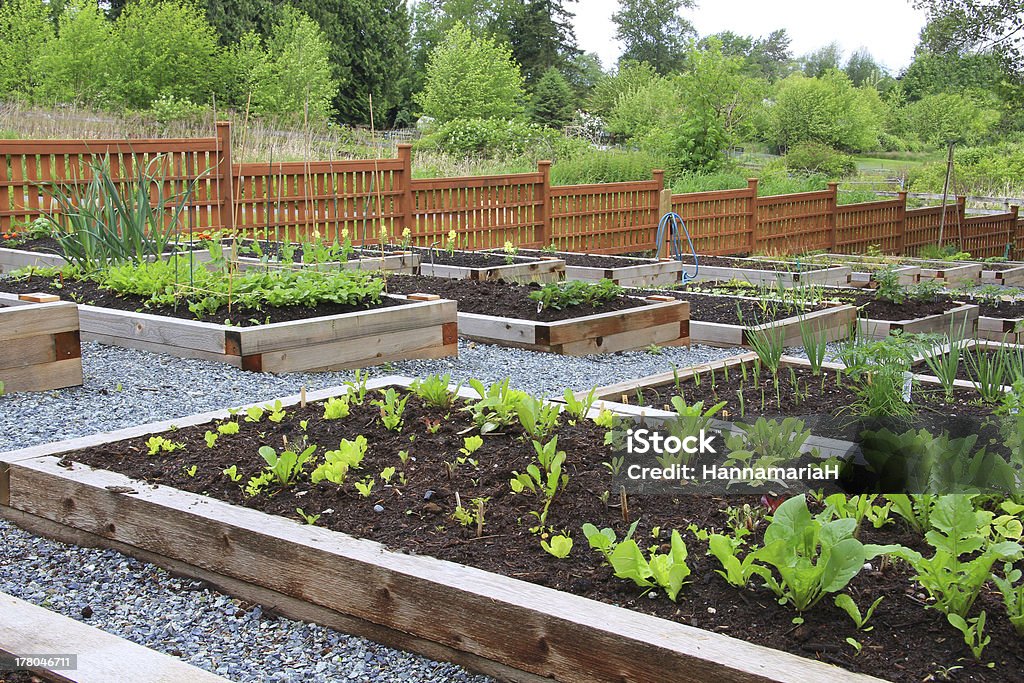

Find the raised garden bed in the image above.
[
  {"left": 801, "top": 254, "right": 920, "bottom": 287},
  {"left": 0, "top": 296, "right": 82, "bottom": 394},
  {"left": 688, "top": 256, "right": 851, "bottom": 287},
  {"left": 628, "top": 289, "right": 856, "bottom": 347},
  {"left": 0, "top": 245, "right": 68, "bottom": 273},
  {"left": 5, "top": 378, "right": 1018, "bottom": 683},
  {"left": 857, "top": 301, "right": 978, "bottom": 340},
  {"left": 386, "top": 275, "right": 690, "bottom": 354},
  {"left": 225, "top": 239, "right": 419, "bottom": 274},
  {"left": 383, "top": 245, "right": 565, "bottom": 283},
  {"left": 978, "top": 261, "right": 1024, "bottom": 287},
  {"left": 902, "top": 259, "right": 982, "bottom": 286},
  {"left": 507, "top": 249, "right": 684, "bottom": 287},
  {"left": 0, "top": 272, "right": 457, "bottom": 373}
]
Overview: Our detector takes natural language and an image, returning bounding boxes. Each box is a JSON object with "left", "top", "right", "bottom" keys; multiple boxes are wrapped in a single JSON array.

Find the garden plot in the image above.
[
  {"left": 978, "top": 261, "right": 1024, "bottom": 287},
  {"left": 627, "top": 289, "right": 856, "bottom": 347},
  {"left": 0, "top": 296, "right": 82, "bottom": 393},
  {"left": 911, "top": 339, "right": 1021, "bottom": 399},
  {"left": 386, "top": 275, "right": 689, "bottom": 354},
  {"left": 4, "top": 375, "right": 1020, "bottom": 683},
  {"left": 686, "top": 255, "right": 851, "bottom": 287},
  {"left": 799, "top": 253, "right": 920, "bottom": 287},
  {"left": 223, "top": 238, "right": 419, "bottom": 274},
  {"left": 1, "top": 262, "right": 457, "bottom": 373},
  {"left": 902, "top": 258, "right": 982, "bottom": 286},
  {"left": 384, "top": 245, "right": 565, "bottom": 283},
  {"left": 507, "top": 249, "right": 683, "bottom": 287}
]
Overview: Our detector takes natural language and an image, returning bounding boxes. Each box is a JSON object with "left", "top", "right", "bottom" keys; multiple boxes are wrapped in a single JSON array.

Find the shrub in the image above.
[
  {"left": 784, "top": 142, "right": 857, "bottom": 178},
  {"left": 551, "top": 148, "right": 667, "bottom": 185},
  {"left": 415, "top": 117, "right": 571, "bottom": 159}
]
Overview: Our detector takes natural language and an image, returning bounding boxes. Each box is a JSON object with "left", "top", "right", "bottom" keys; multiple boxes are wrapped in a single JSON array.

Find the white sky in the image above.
[{"left": 573, "top": 0, "right": 929, "bottom": 73}]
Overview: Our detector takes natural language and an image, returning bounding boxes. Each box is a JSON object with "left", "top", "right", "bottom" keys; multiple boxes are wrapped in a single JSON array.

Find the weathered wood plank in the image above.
[
  {"left": 0, "top": 301, "right": 79, "bottom": 341},
  {"left": 556, "top": 320, "right": 685, "bottom": 355},
  {"left": 546, "top": 301, "right": 688, "bottom": 345},
  {"left": 258, "top": 325, "right": 448, "bottom": 373},
  {"left": 0, "top": 591, "right": 230, "bottom": 683},
  {"left": 456, "top": 312, "right": 538, "bottom": 345},
  {"left": 0, "top": 358, "right": 82, "bottom": 394},
  {"left": 0, "top": 247, "right": 67, "bottom": 273},
  {"left": 78, "top": 305, "right": 230, "bottom": 355}
]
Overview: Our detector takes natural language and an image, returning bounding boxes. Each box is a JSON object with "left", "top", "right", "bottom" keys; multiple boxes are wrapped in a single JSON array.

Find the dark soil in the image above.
[
  {"left": 916, "top": 348, "right": 1024, "bottom": 384},
  {"left": 978, "top": 262, "right": 1022, "bottom": 272},
  {"left": 0, "top": 273, "right": 403, "bottom": 326},
  {"left": 0, "top": 235, "right": 64, "bottom": 254},
  {"left": 374, "top": 245, "right": 542, "bottom": 269},
  {"left": 64, "top": 390, "right": 1022, "bottom": 682},
  {"left": 516, "top": 249, "right": 656, "bottom": 269},
  {"left": 0, "top": 672, "right": 47, "bottom": 683},
  {"left": 628, "top": 288, "right": 831, "bottom": 325},
  {"left": 972, "top": 299, "right": 1024, "bottom": 319},
  {"left": 386, "top": 274, "right": 649, "bottom": 322}
]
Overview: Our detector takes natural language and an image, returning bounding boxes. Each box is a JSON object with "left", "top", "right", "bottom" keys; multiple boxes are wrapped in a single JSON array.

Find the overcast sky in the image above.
[{"left": 573, "top": 0, "right": 929, "bottom": 73}]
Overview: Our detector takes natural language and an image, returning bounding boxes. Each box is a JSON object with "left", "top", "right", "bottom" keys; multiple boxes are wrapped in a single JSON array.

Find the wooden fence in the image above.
[{"left": 1, "top": 121, "right": 1022, "bottom": 260}]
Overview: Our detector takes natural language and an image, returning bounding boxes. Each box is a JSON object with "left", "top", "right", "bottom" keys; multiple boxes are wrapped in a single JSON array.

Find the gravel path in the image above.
[{"left": 0, "top": 339, "right": 743, "bottom": 682}]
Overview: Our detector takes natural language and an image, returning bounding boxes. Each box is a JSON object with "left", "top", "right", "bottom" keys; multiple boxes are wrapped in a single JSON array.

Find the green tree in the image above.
[
  {"left": 913, "top": 0, "right": 1024, "bottom": 72},
  {"left": 679, "top": 40, "right": 767, "bottom": 147},
  {"left": 508, "top": 0, "right": 580, "bottom": 83},
  {"left": 0, "top": 0, "right": 54, "bottom": 99},
  {"left": 34, "top": 0, "right": 113, "bottom": 106},
  {"left": 530, "top": 67, "right": 575, "bottom": 128},
  {"left": 900, "top": 49, "right": 1004, "bottom": 99},
  {"left": 203, "top": 0, "right": 277, "bottom": 45},
  {"left": 230, "top": 7, "right": 336, "bottom": 121},
  {"left": 291, "top": 0, "right": 411, "bottom": 124},
  {"left": 902, "top": 91, "right": 1001, "bottom": 144},
  {"left": 844, "top": 47, "right": 887, "bottom": 87},
  {"left": 768, "top": 71, "right": 884, "bottom": 151},
  {"left": 801, "top": 42, "right": 842, "bottom": 78},
  {"left": 416, "top": 22, "right": 525, "bottom": 122},
  {"left": 701, "top": 28, "right": 794, "bottom": 82},
  {"left": 110, "top": 0, "right": 224, "bottom": 109},
  {"left": 612, "top": 0, "right": 695, "bottom": 74},
  {"left": 563, "top": 51, "right": 605, "bottom": 101},
  {"left": 588, "top": 59, "right": 660, "bottom": 117}
]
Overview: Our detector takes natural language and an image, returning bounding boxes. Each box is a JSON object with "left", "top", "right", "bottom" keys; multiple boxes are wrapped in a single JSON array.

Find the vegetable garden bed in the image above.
[
  {"left": 385, "top": 245, "right": 565, "bottom": 283},
  {"left": 224, "top": 239, "right": 420, "bottom": 274},
  {"left": 7, "top": 377, "right": 1019, "bottom": 683},
  {"left": 0, "top": 246, "right": 67, "bottom": 273},
  {"left": 0, "top": 297, "right": 82, "bottom": 393},
  {"left": 799, "top": 254, "right": 920, "bottom": 288},
  {"left": 979, "top": 262, "right": 1024, "bottom": 287},
  {"left": 903, "top": 259, "right": 982, "bottom": 286},
  {"left": 508, "top": 249, "right": 684, "bottom": 287},
  {"left": 688, "top": 256, "right": 851, "bottom": 287},
  {"left": 857, "top": 302, "right": 978, "bottom": 340},
  {"left": 385, "top": 276, "right": 690, "bottom": 354}
]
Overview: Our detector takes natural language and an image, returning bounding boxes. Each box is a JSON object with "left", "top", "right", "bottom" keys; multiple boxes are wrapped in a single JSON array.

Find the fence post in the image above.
[
  {"left": 652, "top": 169, "right": 667, "bottom": 256},
  {"left": 657, "top": 189, "right": 673, "bottom": 259},
  {"left": 956, "top": 195, "right": 967, "bottom": 248},
  {"left": 396, "top": 144, "right": 414, "bottom": 240},
  {"left": 215, "top": 121, "right": 234, "bottom": 234},
  {"left": 0, "top": 153, "right": 8, "bottom": 234},
  {"left": 827, "top": 182, "right": 838, "bottom": 251},
  {"left": 536, "top": 160, "right": 552, "bottom": 248},
  {"left": 747, "top": 178, "right": 759, "bottom": 254},
  {"left": 1010, "top": 205, "right": 1020, "bottom": 259},
  {"left": 895, "top": 191, "right": 907, "bottom": 255}
]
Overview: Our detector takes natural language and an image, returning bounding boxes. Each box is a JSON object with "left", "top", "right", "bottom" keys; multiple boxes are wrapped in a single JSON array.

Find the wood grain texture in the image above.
[{"left": 0, "top": 591, "right": 229, "bottom": 683}]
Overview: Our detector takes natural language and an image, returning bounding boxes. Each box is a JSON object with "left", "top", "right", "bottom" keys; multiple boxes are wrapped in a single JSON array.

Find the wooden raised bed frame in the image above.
[
  {"left": 801, "top": 254, "right": 920, "bottom": 288},
  {"left": 0, "top": 379, "right": 879, "bottom": 683},
  {"left": 231, "top": 249, "right": 420, "bottom": 274},
  {"left": 441, "top": 296, "right": 690, "bottom": 355},
  {"left": 510, "top": 249, "right": 684, "bottom": 287},
  {"left": 978, "top": 309, "right": 1024, "bottom": 344},
  {"left": 979, "top": 262, "right": 1024, "bottom": 287},
  {"left": 0, "top": 292, "right": 457, "bottom": 373},
  {"left": 690, "top": 256, "right": 851, "bottom": 288},
  {"left": 417, "top": 254, "right": 566, "bottom": 283},
  {"left": 0, "top": 297, "right": 82, "bottom": 393},
  {"left": 0, "top": 246, "right": 67, "bottom": 273},
  {"left": 682, "top": 293, "right": 856, "bottom": 347},
  {"left": 857, "top": 302, "right": 978, "bottom": 340}
]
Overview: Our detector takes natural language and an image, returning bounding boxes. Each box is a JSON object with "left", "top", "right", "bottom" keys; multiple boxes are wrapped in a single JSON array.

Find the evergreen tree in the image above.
[
  {"left": 530, "top": 66, "right": 574, "bottom": 128},
  {"left": 611, "top": 0, "right": 694, "bottom": 75},
  {"left": 508, "top": 0, "right": 580, "bottom": 84}
]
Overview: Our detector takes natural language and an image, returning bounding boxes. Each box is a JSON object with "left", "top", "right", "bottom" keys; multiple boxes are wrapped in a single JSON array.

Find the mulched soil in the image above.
[
  {"left": 386, "top": 274, "right": 649, "bottom": 322},
  {"left": 628, "top": 288, "right": 832, "bottom": 325},
  {"left": 977, "top": 262, "right": 1023, "bottom": 272},
  {"left": 0, "top": 236, "right": 64, "bottom": 253},
  {"left": 972, "top": 299, "right": 1024, "bottom": 319},
  {"left": 65, "top": 389, "right": 1022, "bottom": 682},
  {"left": 516, "top": 249, "right": 656, "bottom": 269},
  {"left": 0, "top": 273, "right": 404, "bottom": 327}
]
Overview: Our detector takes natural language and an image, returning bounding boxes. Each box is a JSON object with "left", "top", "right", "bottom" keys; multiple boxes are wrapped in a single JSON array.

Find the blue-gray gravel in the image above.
[{"left": 0, "top": 338, "right": 743, "bottom": 682}]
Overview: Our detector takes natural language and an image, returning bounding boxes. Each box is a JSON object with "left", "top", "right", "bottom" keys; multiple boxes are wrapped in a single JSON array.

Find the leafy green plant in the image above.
[
  {"left": 371, "top": 388, "right": 410, "bottom": 431},
  {"left": 244, "top": 406, "right": 264, "bottom": 423},
  {"left": 562, "top": 387, "right": 597, "bottom": 422},
  {"left": 609, "top": 530, "right": 691, "bottom": 602},
  {"left": 707, "top": 532, "right": 766, "bottom": 588},
  {"left": 410, "top": 374, "right": 460, "bottom": 409},
  {"left": 992, "top": 563, "right": 1024, "bottom": 636},
  {"left": 723, "top": 417, "right": 815, "bottom": 486},
  {"left": 834, "top": 594, "right": 884, "bottom": 631},
  {"left": 947, "top": 612, "right": 991, "bottom": 660},
  {"left": 751, "top": 495, "right": 898, "bottom": 616},
  {"left": 541, "top": 534, "right": 573, "bottom": 558},
  {"left": 798, "top": 317, "right": 829, "bottom": 376},
  {"left": 345, "top": 370, "right": 370, "bottom": 405},
  {"left": 890, "top": 495, "right": 1023, "bottom": 619},
  {"left": 464, "top": 378, "right": 527, "bottom": 434},
  {"left": 460, "top": 435, "right": 483, "bottom": 457},
  {"left": 509, "top": 438, "right": 568, "bottom": 526},
  {"left": 656, "top": 397, "right": 726, "bottom": 468},
  {"left": 222, "top": 465, "right": 243, "bottom": 482},
  {"left": 839, "top": 335, "right": 916, "bottom": 418},
  {"left": 528, "top": 279, "right": 624, "bottom": 312},
  {"left": 354, "top": 478, "right": 376, "bottom": 497},
  {"left": 322, "top": 396, "right": 351, "bottom": 420},
  {"left": 296, "top": 508, "right": 321, "bottom": 525},
  {"left": 204, "top": 431, "right": 219, "bottom": 448},
  {"left": 145, "top": 435, "right": 183, "bottom": 455},
  {"left": 311, "top": 436, "right": 368, "bottom": 485},
  {"left": 516, "top": 395, "right": 561, "bottom": 441},
  {"left": 744, "top": 324, "right": 785, "bottom": 375},
  {"left": 218, "top": 422, "right": 239, "bottom": 435},
  {"left": 258, "top": 444, "right": 315, "bottom": 487}
]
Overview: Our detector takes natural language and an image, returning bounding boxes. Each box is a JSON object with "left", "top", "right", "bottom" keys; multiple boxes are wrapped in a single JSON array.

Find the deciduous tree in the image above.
[{"left": 612, "top": 0, "right": 695, "bottom": 74}]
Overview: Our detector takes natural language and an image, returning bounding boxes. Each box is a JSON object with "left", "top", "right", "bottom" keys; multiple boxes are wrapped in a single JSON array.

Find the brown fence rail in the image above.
[{"left": 1, "top": 122, "right": 1021, "bottom": 260}]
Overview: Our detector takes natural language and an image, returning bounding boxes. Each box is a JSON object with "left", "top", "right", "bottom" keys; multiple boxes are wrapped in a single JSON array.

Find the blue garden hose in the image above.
[{"left": 656, "top": 212, "right": 699, "bottom": 283}]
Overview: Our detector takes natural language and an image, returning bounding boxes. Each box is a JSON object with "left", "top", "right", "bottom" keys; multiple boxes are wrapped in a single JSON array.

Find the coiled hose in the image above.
[{"left": 655, "top": 212, "right": 699, "bottom": 283}]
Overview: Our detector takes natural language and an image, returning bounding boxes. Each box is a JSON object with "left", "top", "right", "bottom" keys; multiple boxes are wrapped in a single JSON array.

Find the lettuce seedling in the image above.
[
  {"left": 372, "top": 388, "right": 410, "bottom": 431},
  {"left": 146, "top": 435, "right": 183, "bottom": 455},
  {"left": 562, "top": 388, "right": 597, "bottom": 423},
  {"left": 460, "top": 435, "right": 483, "bottom": 457},
  {"left": 244, "top": 406, "right": 264, "bottom": 423},
  {"left": 354, "top": 477, "right": 376, "bottom": 498},
  {"left": 707, "top": 532, "right": 767, "bottom": 588},
  {"left": 204, "top": 431, "right": 218, "bottom": 448},
  {"left": 541, "top": 534, "right": 573, "bottom": 559},
  {"left": 947, "top": 611, "right": 991, "bottom": 660},
  {"left": 217, "top": 422, "right": 239, "bottom": 435},
  {"left": 258, "top": 444, "right": 315, "bottom": 487},
  {"left": 516, "top": 396, "right": 561, "bottom": 440},
  {"left": 834, "top": 594, "right": 884, "bottom": 631},
  {"left": 606, "top": 530, "right": 691, "bottom": 602},
  {"left": 322, "top": 396, "right": 351, "bottom": 420},
  {"left": 296, "top": 508, "right": 320, "bottom": 525},
  {"left": 380, "top": 466, "right": 396, "bottom": 484},
  {"left": 222, "top": 465, "right": 242, "bottom": 482},
  {"left": 311, "top": 436, "right": 368, "bottom": 485},
  {"left": 992, "top": 563, "right": 1024, "bottom": 635},
  {"left": 410, "top": 374, "right": 460, "bottom": 409}
]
